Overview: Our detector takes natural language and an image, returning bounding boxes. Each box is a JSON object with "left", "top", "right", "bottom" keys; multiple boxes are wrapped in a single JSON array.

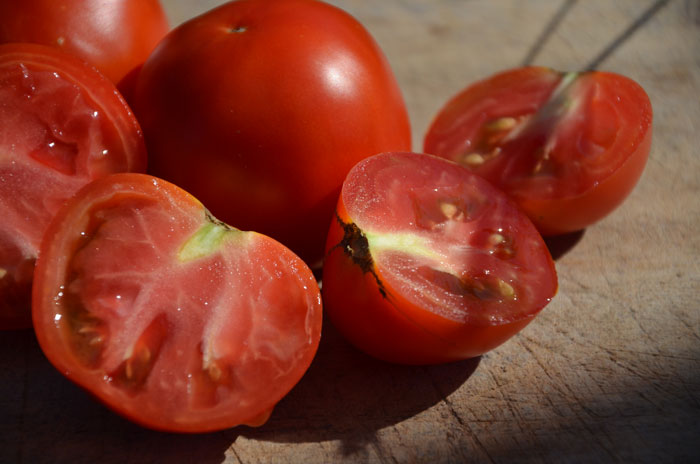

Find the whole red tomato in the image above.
[
  {"left": 0, "top": 0, "right": 169, "bottom": 90},
  {"left": 424, "top": 67, "right": 653, "bottom": 235},
  {"left": 322, "top": 152, "right": 557, "bottom": 365},
  {"left": 0, "top": 43, "right": 147, "bottom": 330},
  {"left": 132, "top": 0, "right": 411, "bottom": 265}
]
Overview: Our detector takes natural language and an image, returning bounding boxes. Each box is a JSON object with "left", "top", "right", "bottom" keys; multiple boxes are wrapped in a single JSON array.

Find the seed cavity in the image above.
[{"left": 111, "top": 313, "right": 168, "bottom": 395}]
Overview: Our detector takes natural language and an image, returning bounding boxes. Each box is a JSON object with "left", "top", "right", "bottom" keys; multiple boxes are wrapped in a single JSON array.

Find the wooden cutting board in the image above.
[{"left": 2, "top": 1, "right": 698, "bottom": 462}]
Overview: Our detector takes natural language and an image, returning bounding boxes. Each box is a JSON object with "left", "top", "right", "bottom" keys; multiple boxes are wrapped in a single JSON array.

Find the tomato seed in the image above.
[
  {"left": 462, "top": 153, "right": 485, "bottom": 166},
  {"left": 208, "top": 363, "right": 222, "bottom": 382},
  {"left": 487, "top": 117, "right": 517, "bottom": 131},
  {"left": 498, "top": 280, "right": 515, "bottom": 299}
]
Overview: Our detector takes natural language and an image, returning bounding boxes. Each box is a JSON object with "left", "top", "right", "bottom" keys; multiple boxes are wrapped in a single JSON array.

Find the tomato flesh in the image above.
[
  {"left": 32, "top": 174, "right": 322, "bottom": 432},
  {"left": 0, "top": 43, "right": 146, "bottom": 329},
  {"left": 424, "top": 67, "right": 653, "bottom": 235},
  {"left": 322, "top": 152, "right": 557, "bottom": 365}
]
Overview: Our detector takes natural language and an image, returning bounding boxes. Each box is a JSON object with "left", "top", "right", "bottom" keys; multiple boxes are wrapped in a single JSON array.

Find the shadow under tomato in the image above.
[
  {"left": 239, "top": 318, "right": 480, "bottom": 455},
  {"left": 544, "top": 229, "right": 585, "bottom": 260},
  {"left": 0, "top": 330, "right": 237, "bottom": 464}
]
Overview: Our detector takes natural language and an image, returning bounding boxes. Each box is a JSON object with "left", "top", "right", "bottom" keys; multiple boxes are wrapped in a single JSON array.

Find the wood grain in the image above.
[{"left": 1, "top": 1, "right": 698, "bottom": 463}]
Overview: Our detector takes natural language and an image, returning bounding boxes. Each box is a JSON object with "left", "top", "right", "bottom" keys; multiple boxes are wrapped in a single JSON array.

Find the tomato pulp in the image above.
[
  {"left": 424, "top": 67, "right": 653, "bottom": 235},
  {"left": 132, "top": 0, "right": 411, "bottom": 266},
  {"left": 32, "top": 173, "right": 322, "bottom": 432},
  {"left": 0, "top": 43, "right": 147, "bottom": 330},
  {"left": 322, "top": 152, "right": 557, "bottom": 365}
]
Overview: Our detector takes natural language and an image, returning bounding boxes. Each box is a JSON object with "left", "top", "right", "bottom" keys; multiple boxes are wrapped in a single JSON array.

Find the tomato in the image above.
[
  {"left": 0, "top": 0, "right": 169, "bottom": 92},
  {"left": 131, "top": 0, "right": 411, "bottom": 266},
  {"left": 322, "top": 152, "right": 557, "bottom": 365},
  {"left": 423, "top": 66, "right": 653, "bottom": 235},
  {"left": 0, "top": 43, "right": 147, "bottom": 330},
  {"left": 32, "top": 173, "right": 322, "bottom": 433}
]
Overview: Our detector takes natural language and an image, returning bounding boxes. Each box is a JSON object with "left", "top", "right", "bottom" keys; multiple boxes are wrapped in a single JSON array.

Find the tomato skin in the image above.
[
  {"left": 0, "top": 43, "right": 147, "bottom": 330},
  {"left": 424, "top": 67, "right": 653, "bottom": 235},
  {"left": 322, "top": 152, "right": 557, "bottom": 365},
  {"left": 0, "top": 0, "right": 169, "bottom": 91},
  {"left": 132, "top": 0, "right": 411, "bottom": 266},
  {"left": 32, "top": 173, "right": 322, "bottom": 433}
]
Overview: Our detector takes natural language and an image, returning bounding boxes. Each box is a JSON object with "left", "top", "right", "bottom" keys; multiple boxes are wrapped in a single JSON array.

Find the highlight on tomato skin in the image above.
[
  {"left": 31, "top": 173, "right": 323, "bottom": 433},
  {"left": 0, "top": 43, "right": 147, "bottom": 330},
  {"left": 423, "top": 66, "right": 653, "bottom": 235},
  {"left": 321, "top": 152, "right": 558, "bottom": 365}
]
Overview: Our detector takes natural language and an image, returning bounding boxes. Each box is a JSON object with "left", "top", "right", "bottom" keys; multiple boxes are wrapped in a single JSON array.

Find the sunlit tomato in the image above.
[
  {"left": 32, "top": 173, "right": 322, "bottom": 433},
  {"left": 424, "top": 67, "right": 653, "bottom": 235},
  {"left": 132, "top": 0, "right": 411, "bottom": 266},
  {"left": 322, "top": 152, "right": 557, "bottom": 365},
  {"left": 0, "top": 0, "right": 169, "bottom": 92},
  {"left": 0, "top": 43, "right": 147, "bottom": 330}
]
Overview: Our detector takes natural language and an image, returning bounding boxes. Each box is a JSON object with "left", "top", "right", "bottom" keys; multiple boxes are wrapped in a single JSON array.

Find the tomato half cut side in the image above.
[
  {"left": 424, "top": 66, "right": 653, "bottom": 235},
  {"left": 322, "top": 152, "right": 557, "bottom": 365},
  {"left": 0, "top": 43, "right": 147, "bottom": 330},
  {"left": 32, "top": 173, "right": 322, "bottom": 433}
]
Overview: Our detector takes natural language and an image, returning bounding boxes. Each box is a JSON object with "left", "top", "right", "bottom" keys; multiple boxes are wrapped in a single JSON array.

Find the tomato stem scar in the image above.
[{"left": 178, "top": 212, "right": 241, "bottom": 262}]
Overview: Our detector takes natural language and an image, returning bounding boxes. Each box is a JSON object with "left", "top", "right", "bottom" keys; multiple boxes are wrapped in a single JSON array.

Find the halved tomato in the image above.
[
  {"left": 32, "top": 173, "right": 322, "bottom": 433},
  {"left": 322, "top": 152, "right": 557, "bottom": 365},
  {"left": 0, "top": 43, "right": 147, "bottom": 330},
  {"left": 424, "top": 66, "right": 653, "bottom": 235}
]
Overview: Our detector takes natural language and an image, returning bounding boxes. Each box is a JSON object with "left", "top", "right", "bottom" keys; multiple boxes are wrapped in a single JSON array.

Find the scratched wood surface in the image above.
[{"left": 1, "top": 0, "right": 699, "bottom": 463}]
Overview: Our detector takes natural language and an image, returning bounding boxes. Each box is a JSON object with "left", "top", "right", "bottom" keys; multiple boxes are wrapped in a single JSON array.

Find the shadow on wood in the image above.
[{"left": 240, "top": 318, "right": 480, "bottom": 456}]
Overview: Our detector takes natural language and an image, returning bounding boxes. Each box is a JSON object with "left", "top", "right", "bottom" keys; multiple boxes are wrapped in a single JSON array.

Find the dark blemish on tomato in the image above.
[
  {"left": 227, "top": 25, "right": 247, "bottom": 34},
  {"left": 204, "top": 209, "right": 232, "bottom": 229},
  {"left": 330, "top": 212, "right": 387, "bottom": 299}
]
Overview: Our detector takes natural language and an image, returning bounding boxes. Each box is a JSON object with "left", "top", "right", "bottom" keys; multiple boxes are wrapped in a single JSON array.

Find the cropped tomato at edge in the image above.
[
  {"left": 0, "top": 43, "right": 147, "bottom": 330},
  {"left": 131, "top": 0, "right": 412, "bottom": 267},
  {"left": 423, "top": 66, "right": 653, "bottom": 235},
  {"left": 0, "top": 0, "right": 170, "bottom": 94},
  {"left": 32, "top": 173, "right": 323, "bottom": 433},
  {"left": 322, "top": 152, "right": 558, "bottom": 365}
]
